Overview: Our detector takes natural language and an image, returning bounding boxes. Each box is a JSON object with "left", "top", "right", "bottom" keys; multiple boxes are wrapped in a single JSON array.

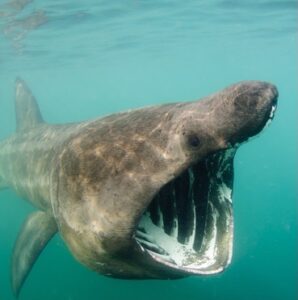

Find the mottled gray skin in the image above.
[{"left": 0, "top": 79, "right": 278, "bottom": 295}]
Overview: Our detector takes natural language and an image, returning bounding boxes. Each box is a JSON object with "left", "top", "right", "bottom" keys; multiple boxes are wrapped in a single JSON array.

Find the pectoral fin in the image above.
[{"left": 12, "top": 211, "right": 57, "bottom": 297}]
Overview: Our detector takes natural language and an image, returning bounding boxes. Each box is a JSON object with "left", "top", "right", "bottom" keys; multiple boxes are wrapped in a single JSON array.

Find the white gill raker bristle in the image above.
[
  {"left": 226, "top": 211, "right": 234, "bottom": 265},
  {"left": 187, "top": 202, "right": 218, "bottom": 269},
  {"left": 136, "top": 238, "right": 167, "bottom": 255},
  {"left": 217, "top": 182, "right": 232, "bottom": 204},
  {"left": 136, "top": 227, "right": 168, "bottom": 255},
  {"left": 157, "top": 201, "right": 164, "bottom": 229},
  {"left": 135, "top": 230, "right": 156, "bottom": 242},
  {"left": 217, "top": 149, "right": 235, "bottom": 204},
  {"left": 213, "top": 150, "right": 234, "bottom": 205},
  {"left": 183, "top": 168, "right": 196, "bottom": 248},
  {"left": 139, "top": 214, "right": 192, "bottom": 265},
  {"left": 219, "top": 149, "right": 235, "bottom": 174},
  {"left": 203, "top": 203, "right": 219, "bottom": 261},
  {"left": 147, "top": 250, "right": 176, "bottom": 264},
  {"left": 170, "top": 187, "right": 178, "bottom": 239}
]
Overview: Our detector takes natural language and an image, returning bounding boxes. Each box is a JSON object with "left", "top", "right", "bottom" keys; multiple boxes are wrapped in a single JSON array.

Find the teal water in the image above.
[{"left": 0, "top": 1, "right": 297, "bottom": 300}]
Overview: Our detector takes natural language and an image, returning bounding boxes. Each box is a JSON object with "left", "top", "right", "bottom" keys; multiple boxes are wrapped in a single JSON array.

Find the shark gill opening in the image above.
[{"left": 135, "top": 149, "right": 236, "bottom": 273}]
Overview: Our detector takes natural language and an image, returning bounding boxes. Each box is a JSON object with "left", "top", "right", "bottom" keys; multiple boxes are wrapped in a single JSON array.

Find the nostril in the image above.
[{"left": 187, "top": 134, "right": 201, "bottom": 148}]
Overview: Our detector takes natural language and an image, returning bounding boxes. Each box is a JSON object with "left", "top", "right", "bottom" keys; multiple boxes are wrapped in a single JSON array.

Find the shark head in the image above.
[{"left": 52, "top": 81, "right": 278, "bottom": 279}]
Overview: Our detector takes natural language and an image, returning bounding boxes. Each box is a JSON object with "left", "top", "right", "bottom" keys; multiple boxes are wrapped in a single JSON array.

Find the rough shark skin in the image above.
[{"left": 0, "top": 79, "right": 278, "bottom": 297}]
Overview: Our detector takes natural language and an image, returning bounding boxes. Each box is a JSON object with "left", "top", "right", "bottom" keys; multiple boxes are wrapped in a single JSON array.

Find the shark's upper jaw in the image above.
[{"left": 134, "top": 148, "right": 235, "bottom": 275}]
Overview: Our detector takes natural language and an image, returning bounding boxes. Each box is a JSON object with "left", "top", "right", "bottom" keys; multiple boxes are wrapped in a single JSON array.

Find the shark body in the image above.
[{"left": 0, "top": 79, "right": 278, "bottom": 296}]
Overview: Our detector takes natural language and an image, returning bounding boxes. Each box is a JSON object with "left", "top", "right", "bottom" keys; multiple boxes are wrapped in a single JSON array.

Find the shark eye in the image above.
[{"left": 187, "top": 134, "right": 201, "bottom": 148}]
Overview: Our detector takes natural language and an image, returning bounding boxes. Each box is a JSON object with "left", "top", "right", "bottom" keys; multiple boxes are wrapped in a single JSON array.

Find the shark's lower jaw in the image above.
[{"left": 135, "top": 149, "right": 236, "bottom": 275}]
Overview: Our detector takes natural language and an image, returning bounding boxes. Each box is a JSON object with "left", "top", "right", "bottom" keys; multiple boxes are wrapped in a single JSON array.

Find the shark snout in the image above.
[
  {"left": 254, "top": 81, "right": 278, "bottom": 113},
  {"left": 233, "top": 81, "right": 278, "bottom": 114},
  {"left": 262, "top": 81, "right": 278, "bottom": 102},
  {"left": 209, "top": 81, "right": 279, "bottom": 146},
  {"left": 264, "top": 83, "right": 278, "bottom": 116}
]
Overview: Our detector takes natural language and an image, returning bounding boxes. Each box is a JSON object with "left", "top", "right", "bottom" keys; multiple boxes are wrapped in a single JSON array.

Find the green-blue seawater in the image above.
[{"left": 0, "top": 1, "right": 297, "bottom": 299}]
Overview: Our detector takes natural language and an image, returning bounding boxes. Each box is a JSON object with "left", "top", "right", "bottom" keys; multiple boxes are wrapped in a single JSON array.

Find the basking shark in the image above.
[{"left": 0, "top": 79, "right": 278, "bottom": 296}]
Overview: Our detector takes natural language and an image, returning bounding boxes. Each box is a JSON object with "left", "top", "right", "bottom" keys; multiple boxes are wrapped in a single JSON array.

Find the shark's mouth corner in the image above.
[{"left": 134, "top": 149, "right": 236, "bottom": 275}]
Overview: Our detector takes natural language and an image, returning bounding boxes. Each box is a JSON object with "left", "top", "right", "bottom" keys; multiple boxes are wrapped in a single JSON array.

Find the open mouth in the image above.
[{"left": 135, "top": 148, "right": 236, "bottom": 275}]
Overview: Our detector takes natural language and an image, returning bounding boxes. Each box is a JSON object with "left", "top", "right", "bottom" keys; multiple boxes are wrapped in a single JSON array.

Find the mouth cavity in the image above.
[{"left": 135, "top": 148, "right": 236, "bottom": 275}]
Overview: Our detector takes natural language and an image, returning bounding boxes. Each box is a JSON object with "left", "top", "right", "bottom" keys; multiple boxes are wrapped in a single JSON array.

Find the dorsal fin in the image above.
[{"left": 15, "top": 78, "right": 44, "bottom": 132}]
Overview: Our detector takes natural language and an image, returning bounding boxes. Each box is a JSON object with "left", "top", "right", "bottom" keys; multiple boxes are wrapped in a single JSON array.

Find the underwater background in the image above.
[{"left": 0, "top": 0, "right": 297, "bottom": 299}]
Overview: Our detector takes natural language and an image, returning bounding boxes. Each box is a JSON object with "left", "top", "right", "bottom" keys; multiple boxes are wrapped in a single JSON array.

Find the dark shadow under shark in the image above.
[{"left": 0, "top": 79, "right": 278, "bottom": 297}]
